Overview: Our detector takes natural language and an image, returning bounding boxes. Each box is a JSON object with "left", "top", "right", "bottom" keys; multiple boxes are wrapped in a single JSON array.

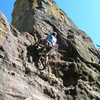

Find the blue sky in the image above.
[{"left": 0, "top": 0, "right": 100, "bottom": 48}]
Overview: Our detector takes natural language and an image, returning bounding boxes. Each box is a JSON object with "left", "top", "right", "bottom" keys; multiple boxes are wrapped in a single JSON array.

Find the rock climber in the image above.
[{"left": 36, "top": 32, "right": 57, "bottom": 68}]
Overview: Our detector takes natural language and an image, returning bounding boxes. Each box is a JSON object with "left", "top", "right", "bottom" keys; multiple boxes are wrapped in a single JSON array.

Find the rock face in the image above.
[
  {"left": 0, "top": 0, "right": 100, "bottom": 100},
  {"left": 12, "top": 0, "right": 77, "bottom": 29}
]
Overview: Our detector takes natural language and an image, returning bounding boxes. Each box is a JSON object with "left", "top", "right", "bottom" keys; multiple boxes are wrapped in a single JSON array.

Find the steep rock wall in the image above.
[
  {"left": 12, "top": 0, "right": 77, "bottom": 29},
  {"left": 0, "top": 0, "right": 100, "bottom": 100}
]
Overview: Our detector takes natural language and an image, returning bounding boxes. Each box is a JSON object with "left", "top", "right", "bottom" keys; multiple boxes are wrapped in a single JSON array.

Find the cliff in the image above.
[{"left": 0, "top": 0, "right": 100, "bottom": 100}]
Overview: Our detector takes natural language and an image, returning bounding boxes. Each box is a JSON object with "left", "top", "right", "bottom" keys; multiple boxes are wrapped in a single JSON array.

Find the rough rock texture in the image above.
[
  {"left": 12, "top": 0, "right": 77, "bottom": 29},
  {"left": 0, "top": 0, "right": 100, "bottom": 100}
]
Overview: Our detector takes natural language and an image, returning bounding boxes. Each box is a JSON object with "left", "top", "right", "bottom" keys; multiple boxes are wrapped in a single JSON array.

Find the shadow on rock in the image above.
[
  {"left": 27, "top": 44, "right": 39, "bottom": 65},
  {"left": 27, "top": 44, "right": 45, "bottom": 70}
]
